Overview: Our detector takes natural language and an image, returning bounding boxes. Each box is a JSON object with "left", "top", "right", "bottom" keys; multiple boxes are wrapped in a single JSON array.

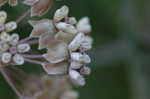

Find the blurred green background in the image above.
[{"left": 0, "top": 0, "right": 150, "bottom": 99}]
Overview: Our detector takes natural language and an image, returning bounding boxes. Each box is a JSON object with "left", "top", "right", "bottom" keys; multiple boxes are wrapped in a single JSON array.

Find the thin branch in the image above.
[
  {"left": 21, "top": 54, "right": 43, "bottom": 58},
  {"left": 19, "top": 37, "right": 32, "bottom": 44},
  {"left": 16, "top": 10, "right": 30, "bottom": 24},
  {"left": 26, "top": 39, "right": 38, "bottom": 45},
  {"left": 19, "top": 38, "right": 38, "bottom": 45},
  {"left": 0, "top": 68, "right": 24, "bottom": 99}
]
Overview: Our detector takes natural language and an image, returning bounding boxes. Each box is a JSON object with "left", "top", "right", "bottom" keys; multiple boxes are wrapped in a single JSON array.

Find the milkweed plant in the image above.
[{"left": 0, "top": 0, "right": 93, "bottom": 99}]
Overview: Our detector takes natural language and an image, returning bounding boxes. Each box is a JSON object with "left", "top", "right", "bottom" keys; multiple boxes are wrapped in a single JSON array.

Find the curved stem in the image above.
[
  {"left": 22, "top": 54, "right": 43, "bottom": 58},
  {"left": 19, "top": 39, "right": 38, "bottom": 45},
  {"left": 19, "top": 37, "right": 32, "bottom": 44},
  {"left": 0, "top": 68, "right": 24, "bottom": 99},
  {"left": 16, "top": 10, "right": 30, "bottom": 24},
  {"left": 27, "top": 39, "right": 38, "bottom": 45}
]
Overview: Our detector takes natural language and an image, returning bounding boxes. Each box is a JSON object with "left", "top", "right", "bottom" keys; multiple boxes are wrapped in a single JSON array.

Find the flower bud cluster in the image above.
[
  {"left": 54, "top": 6, "right": 92, "bottom": 86},
  {"left": 0, "top": 11, "right": 31, "bottom": 67},
  {"left": 29, "top": 5, "right": 93, "bottom": 86}
]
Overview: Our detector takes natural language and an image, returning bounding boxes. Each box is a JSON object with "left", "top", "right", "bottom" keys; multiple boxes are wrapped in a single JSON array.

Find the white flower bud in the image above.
[
  {"left": 1, "top": 52, "right": 12, "bottom": 63},
  {"left": 13, "top": 54, "right": 24, "bottom": 65},
  {"left": 68, "top": 33, "right": 85, "bottom": 51},
  {"left": 68, "top": 17, "right": 77, "bottom": 25},
  {"left": 80, "top": 36, "right": 93, "bottom": 51},
  {"left": 80, "top": 66, "right": 91, "bottom": 76},
  {"left": 71, "top": 53, "right": 91, "bottom": 64},
  {"left": 56, "top": 22, "right": 68, "bottom": 30},
  {"left": 69, "top": 70, "right": 85, "bottom": 86},
  {"left": 0, "top": 42, "right": 9, "bottom": 52},
  {"left": 56, "top": 22, "right": 77, "bottom": 34},
  {"left": 77, "top": 17, "right": 92, "bottom": 33},
  {"left": 17, "top": 43, "right": 31, "bottom": 53},
  {"left": 0, "top": 32, "right": 10, "bottom": 42},
  {"left": 54, "top": 5, "right": 69, "bottom": 22},
  {"left": 5, "top": 21, "right": 17, "bottom": 32},
  {"left": 0, "top": 11, "right": 7, "bottom": 23},
  {"left": 70, "top": 61, "right": 82, "bottom": 69},
  {"left": 10, "top": 33, "right": 19, "bottom": 45}
]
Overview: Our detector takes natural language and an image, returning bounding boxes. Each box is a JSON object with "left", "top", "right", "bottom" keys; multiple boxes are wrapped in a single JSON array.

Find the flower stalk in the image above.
[
  {"left": 0, "top": 68, "right": 24, "bottom": 99},
  {"left": 16, "top": 10, "right": 30, "bottom": 24},
  {"left": 21, "top": 54, "right": 43, "bottom": 59}
]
